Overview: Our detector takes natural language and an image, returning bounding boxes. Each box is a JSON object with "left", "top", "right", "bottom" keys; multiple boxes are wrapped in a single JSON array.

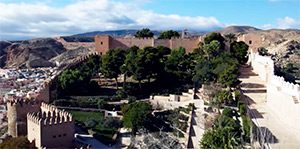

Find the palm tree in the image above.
[{"left": 224, "top": 33, "right": 237, "bottom": 44}]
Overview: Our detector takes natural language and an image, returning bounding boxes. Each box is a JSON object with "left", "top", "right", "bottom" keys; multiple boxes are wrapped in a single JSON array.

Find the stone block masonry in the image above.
[
  {"left": 7, "top": 100, "right": 41, "bottom": 137},
  {"left": 27, "top": 103, "right": 74, "bottom": 149},
  {"left": 95, "top": 35, "right": 201, "bottom": 54}
]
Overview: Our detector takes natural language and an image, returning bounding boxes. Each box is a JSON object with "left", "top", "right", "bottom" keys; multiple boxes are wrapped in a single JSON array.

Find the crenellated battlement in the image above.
[
  {"left": 7, "top": 98, "right": 40, "bottom": 107},
  {"left": 270, "top": 75, "right": 300, "bottom": 99},
  {"left": 249, "top": 51, "right": 300, "bottom": 101},
  {"left": 95, "top": 35, "right": 202, "bottom": 54},
  {"left": 27, "top": 103, "right": 75, "bottom": 148},
  {"left": 27, "top": 103, "right": 73, "bottom": 127}
]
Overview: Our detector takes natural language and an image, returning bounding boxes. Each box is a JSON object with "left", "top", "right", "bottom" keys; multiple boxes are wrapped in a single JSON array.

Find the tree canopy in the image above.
[
  {"left": 158, "top": 30, "right": 180, "bottom": 39},
  {"left": 122, "top": 102, "right": 152, "bottom": 134},
  {"left": 230, "top": 41, "right": 249, "bottom": 64},
  {"left": 134, "top": 28, "right": 154, "bottom": 38},
  {"left": 101, "top": 48, "right": 126, "bottom": 89}
]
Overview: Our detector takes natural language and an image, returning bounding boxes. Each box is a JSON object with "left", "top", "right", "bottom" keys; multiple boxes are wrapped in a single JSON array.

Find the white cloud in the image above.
[
  {"left": 277, "top": 17, "right": 300, "bottom": 29},
  {"left": 0, "top": 0, "right": 224, "bottom": 40}
]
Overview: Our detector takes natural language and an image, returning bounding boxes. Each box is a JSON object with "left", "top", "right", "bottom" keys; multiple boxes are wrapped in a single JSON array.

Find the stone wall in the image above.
[
  {"left": 95, "top": 35, "right": 201, "bottom": 54},
  {"left": 170, "top": 37, "right": 200, "bottom": 53},
  {"left": 7, "top": 100, "right": 41, "bottom": 137},
  {"left": 27, "top": 103, "right": 74, "bottom": 149},
  {"left": 249, "top": 51, "right": 300, "bottom": 131},
  {"left": 237, "top": 33, "right": 265, "bottom": 52}
]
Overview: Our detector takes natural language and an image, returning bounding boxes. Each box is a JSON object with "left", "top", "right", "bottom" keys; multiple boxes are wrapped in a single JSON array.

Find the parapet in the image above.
[
  {"left": 7, "top": 99, "right": 40, "bottom": 107},
  {"left": 28, "top": 102, "right": 73, "bottom": 126},
  {"left": 269, "top": 75, "right": 300, "bottom": 99}
]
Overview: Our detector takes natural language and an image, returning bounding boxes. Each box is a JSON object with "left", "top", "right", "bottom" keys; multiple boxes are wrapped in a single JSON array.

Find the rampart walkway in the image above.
[{"left": 239, "top": 65, "right": 300, "bottom": 149}]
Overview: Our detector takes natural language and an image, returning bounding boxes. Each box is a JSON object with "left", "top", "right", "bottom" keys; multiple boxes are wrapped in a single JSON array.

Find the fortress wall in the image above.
[
  {"left": 7, "top": 101, "right": 41, "bottom": 137},
  {"left": 112, "top": 37, "right": 154, "bottom": 49},
  {"left": 95, "top": 35, "right": 110, "bottom": 54},
  {"left": 237, "top": 33, "right": 267, "bottom": 51},
  {"left": 35, "top": 82, "right": 50, "bottom": 103},
  {"left": 267, "top": 84, "right": 300, "bottom": 131},
  {"left": 95, "top": 35, "right": 201, "bottom": 54},
  {"left": 27, "top": 103, "right": 74, "bottom": 148},
  {"left": 249, "top": 51, "right": 300, "bottom": 131},
  {"left": 153, "top": 39, "right": 170, "bottom": 48},
  {"left": 27, "top": 113, "right": 42, "bottom": 147},
  {"left": 251, "top": 53, "right": 274, "bottom": 82},
  {"left": 170, "top": 38, "right": 200, "bottom": 53},
  {"left": 40, "top": 121, "right": 74, "bottom": 148}
]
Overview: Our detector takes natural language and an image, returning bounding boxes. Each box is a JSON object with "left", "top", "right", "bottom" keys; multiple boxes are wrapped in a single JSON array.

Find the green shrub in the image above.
[
  {"left": 238, "top": 102, "right": 247, "bottom": 116},
  {"left": 241, "top": 115, "right": 251, "bottom": 143}
]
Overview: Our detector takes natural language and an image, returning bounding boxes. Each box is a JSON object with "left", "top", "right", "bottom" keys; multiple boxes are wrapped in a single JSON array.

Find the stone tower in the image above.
[
  {"left": 27, "top": 103, "right": 75, "bottom": 149},
  {"left": 7, "top": 100, "right": 41, "bottom": 137}
]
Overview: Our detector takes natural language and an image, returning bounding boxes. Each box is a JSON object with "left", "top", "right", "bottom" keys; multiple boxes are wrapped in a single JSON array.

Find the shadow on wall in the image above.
[
  {"left": 248, "top": 108, "right": 264, "bottom": 119},
  {"left": 243, "top": 89, "right": 267, "bottom": 94},
  {"left": 243, "top": 94, "right": 256, "bottom": 105},
  {"left": 111, "top": 39, "right": 131, "bottom": 49},
  {"left": 241, "top": 83, "right": 265, "bottom": 88},
  {"left": 252, "top": 125, "right": 279, "bottom": 144}
]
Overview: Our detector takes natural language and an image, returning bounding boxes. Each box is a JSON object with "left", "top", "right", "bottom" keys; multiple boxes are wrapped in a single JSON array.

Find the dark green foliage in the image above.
[
  {"left": 193, "top": 58, "right": 213, "bottom": 85},
  {"left": 101, "top": 48, "right": 126, "bottom": 89},
  {"left": 0, "top": 136, "right": 35, "bottom": 149},
  {"left": 157, "top": 46, "right": 171, "bottom": 57},
  {"left": 238, "top": 102, "right": 247, "bottom": 116},
  {"left": 203, "top": 40, "right": 222, "bottom": 59},
  {"left": 134, "top": 28, "right": 154, "bottom": 38},
  {"left": 234, "top": 90, "right": 242, "bottom": 101},
  {"left": 193, "top": 34, "right": 243, "bottom": 90},
  {"left": 217, "top": 64, "right": 239, "bottom": 87},
  {"left": 211, "top": 53, "right": 240, "bottom": 88},
  {"left": 158, "top": 30, "right": 180, "bottom": 39},
  {"left": 85, "top": 119, "right": 98, "bottom": 128},
  {"left": 215, "top": 90, "right": 234, "bottom": 106},
  {"left": 204, "top": 32, "right": 225, "bottom": 49},
  {"left": 224, "top": 33, "right": 237, "bottom": 44},
  {"left": 165, "top": 47, "right": 195, "bottom": 81},
  {"left": 241, "top": 115, "right": 251, "bottom": 142},
  {"left": 103, "top": 117, "right": 121, "bottom": 128},
  {"left": 70, "top": 111, "right": 118, "bottom": 144},
  {"left": 58, "top": 55, "right": 101, "bottom": 95},
  {"left": 258, "top": 47, "right": 269, "bottom": 56},
  {"left": 122, "top": 102, "right": 152, "bottom": 134},
  {"left": 230, "top": 41, "right": 249, "bottom": 64},
  {"left": 201, "top": 108, "right": 241, "bottom": 149},
  {"left": 200, "top": 127, "right": 240, "bottom": 149},
  {"left": 131, "top": 47, "right": 163, "bottom": 86}
]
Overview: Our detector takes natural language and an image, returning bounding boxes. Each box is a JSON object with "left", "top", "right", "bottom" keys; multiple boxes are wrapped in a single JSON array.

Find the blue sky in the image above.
[
  {"left": 0, "top": 0, "right": 299, "bottom": 40},
  {"left": 144, "top": 0, "right": 300, "bottom": 27}
]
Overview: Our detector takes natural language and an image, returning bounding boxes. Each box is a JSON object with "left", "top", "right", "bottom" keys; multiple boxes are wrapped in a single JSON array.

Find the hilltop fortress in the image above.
[
  {"left": 94, "top": 32, "right": 275, "bottom": 54},
  {"left": 1, "top": 30, "right": 300, "bottom": 148},
  {"left": 95, "top": 35, "right": 202, "bottom": 54}
]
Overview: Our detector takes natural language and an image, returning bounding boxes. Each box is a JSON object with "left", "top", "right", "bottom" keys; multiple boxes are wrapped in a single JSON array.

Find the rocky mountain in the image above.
[
  {"left": 0, "top": 41, "right": 12, "bottom": 67},
  {"left": 1, "top": 38, "right": 66, "bottom": 68},
  {"left": 217, "top": 26, "right": 261, "bottom": 34}
]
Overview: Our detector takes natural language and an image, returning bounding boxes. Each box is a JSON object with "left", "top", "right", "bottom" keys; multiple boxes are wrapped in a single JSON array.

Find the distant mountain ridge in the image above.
[{"left": 72, "top": 29, "right": 160, "bottom": 37}]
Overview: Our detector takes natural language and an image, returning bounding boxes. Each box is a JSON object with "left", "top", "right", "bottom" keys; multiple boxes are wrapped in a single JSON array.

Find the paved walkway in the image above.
[
  {"left": 239, "top": 65, "right": 300, "bottom": 149},
  {"left": 189, "top": 99, "right": 205, "bottom": 149}
]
